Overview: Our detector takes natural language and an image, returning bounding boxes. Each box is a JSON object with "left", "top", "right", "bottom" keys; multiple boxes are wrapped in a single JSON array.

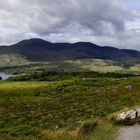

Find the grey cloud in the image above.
[
  {"left": 26, "top": 0, "right": 128, "bottom": 35},
  {"left": 0, "top": 0, "right": 139, "bottom": 50}
]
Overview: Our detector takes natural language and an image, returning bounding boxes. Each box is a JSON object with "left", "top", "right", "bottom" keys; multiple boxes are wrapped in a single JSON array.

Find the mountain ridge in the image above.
[{"left": 0, "top": 38, "right": 140, "bottom": 61}]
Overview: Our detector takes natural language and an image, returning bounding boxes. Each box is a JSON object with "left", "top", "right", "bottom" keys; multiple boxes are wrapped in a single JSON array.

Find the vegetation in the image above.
[
  {"left": 7, "top": 71, "right": 136, "bottom": 81},
  {"left": 0, "top": 71, "right": 140, "bottom": 139},
  {"left": 1, "top": 58, "right": 140, "bottom": 75}
]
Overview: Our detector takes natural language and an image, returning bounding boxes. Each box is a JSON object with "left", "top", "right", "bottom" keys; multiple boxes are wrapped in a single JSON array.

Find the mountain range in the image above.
[{"left": 0, "top": 38, "right": 140, "bottom": 62}]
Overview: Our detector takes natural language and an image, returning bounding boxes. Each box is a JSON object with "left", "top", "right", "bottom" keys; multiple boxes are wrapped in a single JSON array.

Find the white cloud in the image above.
[{"left": 0, "top": 0, "right": 140, "bottom": 50}]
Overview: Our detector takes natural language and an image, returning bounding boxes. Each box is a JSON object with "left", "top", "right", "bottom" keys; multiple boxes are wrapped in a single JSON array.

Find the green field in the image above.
[{"left": 0, "top": 72, "right": 140, "bottom": 140}]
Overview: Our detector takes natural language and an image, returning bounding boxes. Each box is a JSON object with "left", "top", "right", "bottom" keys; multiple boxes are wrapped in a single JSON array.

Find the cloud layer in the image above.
[{"left": 0, "top": 0, "right": 140, "bottom": 50}]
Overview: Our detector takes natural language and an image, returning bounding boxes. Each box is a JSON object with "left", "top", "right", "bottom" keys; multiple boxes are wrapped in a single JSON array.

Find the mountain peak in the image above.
[{"left": 12, "top": 38, "right": 51, "bottom": 47}]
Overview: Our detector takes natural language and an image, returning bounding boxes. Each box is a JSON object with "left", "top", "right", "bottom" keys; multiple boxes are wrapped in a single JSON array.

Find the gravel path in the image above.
[{"left": 116, "top": 125, "right": 140, "bottom": 140}]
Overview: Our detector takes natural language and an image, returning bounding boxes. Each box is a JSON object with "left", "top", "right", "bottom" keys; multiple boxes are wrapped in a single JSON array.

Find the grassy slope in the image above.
[
  {"left": 0, "top": 73, "right": 140, "bottom": 139},
  {"left": 65, "top": 59, "right": 140, "bottom": 73},
  {"left": 1, "top": 57, "right": 140, "bottom": 74},
  {"left": 0, "top": 53, "right": 30, "bottom": 67}
]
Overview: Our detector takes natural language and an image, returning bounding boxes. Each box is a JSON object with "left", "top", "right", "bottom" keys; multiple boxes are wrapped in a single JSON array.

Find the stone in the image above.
[
  {"left": 55, "top": 125, "right": 59, "bottom": 130},
  {"left": 112, "top": 89, "right": 118, "bottom": 94},
  {"left": 136, "top": 108, "right": 140, "bottom": 117},
  {"left": 124, "top": 85, "right": 132, "bottom": 91},
  {"left": 117, "top": 112, "right": 127, "bottom": 120},
  {"left": 75, "top": 121, "right": 82, "bottom": 125},
  {"left": 82, "top": 78, "right": 87, "bottom": 81},
  {"left": 126, "top": 110, "right": 137, "bottom": 119},
  {"left": 117, "top": 110, "right": 137, "bottom": 121},
  {"left": 116, "top": 108, "right": 140, "bottom": 125}
]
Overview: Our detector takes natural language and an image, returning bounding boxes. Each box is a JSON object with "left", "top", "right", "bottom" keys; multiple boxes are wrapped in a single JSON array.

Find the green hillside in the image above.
[
  {"left": 1, "top": 58, "right": 140, "bottom": 75},
  {"left": 0, "top": 72, "right": 140, "bottom": 140},
  {"left": 0, "top": 53, "right": 29, "bottom": 67}
]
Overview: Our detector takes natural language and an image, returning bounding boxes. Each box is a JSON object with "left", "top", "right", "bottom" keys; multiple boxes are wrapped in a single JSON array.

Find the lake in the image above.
[{"left": 0, "top": 73, "right": 17, "bottom": 80}]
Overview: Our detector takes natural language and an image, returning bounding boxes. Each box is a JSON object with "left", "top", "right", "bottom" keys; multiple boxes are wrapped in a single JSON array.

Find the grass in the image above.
[
  {"left": 85, "top": 124, "right": 120, "bottom": 140},
  {"left": 0, "top": 53, "right": 29, "bottom": 67},
  {"left": 65, "top": 59, "right": 140, "bottom": 73},
  {"left": 0, "top": 72, "right": 140, "bottom": 139}
]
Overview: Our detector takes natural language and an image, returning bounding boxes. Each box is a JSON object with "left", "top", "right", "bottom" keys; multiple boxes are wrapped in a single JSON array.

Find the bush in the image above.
[
  {"left": 8, "top": 125, "right": 40, "bottom": 137},
  {"left": 78, "top": 121, "right": 97, "bottom": 136}
]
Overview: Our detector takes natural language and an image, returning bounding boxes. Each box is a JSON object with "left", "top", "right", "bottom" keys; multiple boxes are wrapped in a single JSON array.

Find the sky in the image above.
[{"left": 0, "top": 0, "right": 140, "bottom": 50}]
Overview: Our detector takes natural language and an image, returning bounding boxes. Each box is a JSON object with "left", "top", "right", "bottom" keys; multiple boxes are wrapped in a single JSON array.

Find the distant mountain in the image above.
[{"left": 0, "top": 38, "right": 140, "bottom": 61}]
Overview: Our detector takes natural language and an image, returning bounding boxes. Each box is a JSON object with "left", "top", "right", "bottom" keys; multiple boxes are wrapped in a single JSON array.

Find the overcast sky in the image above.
[{"left": 0, "top": 0, "right": 140, "bottom": 50}]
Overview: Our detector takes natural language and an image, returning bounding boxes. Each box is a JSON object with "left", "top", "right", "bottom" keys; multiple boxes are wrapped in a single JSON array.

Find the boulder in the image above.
[
  {"left": 116, "top": 108, "right": 140, "bottom": 125},
  {"left": 124, "top": 85, "right": 132, "bottom": 91},
  {"left": 117, "top": 110, "right": 137, "bottom": 120}
]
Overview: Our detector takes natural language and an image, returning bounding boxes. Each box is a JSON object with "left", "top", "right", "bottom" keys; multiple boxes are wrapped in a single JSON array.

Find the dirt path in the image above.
[{"left": 116, "top": 125, "right": 140, "bottom": 140}]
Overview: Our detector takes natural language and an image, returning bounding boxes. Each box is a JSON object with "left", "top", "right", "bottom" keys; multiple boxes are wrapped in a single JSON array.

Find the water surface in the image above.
[{"left": 0, "top": 73, "right": 16, "bottom": 80}]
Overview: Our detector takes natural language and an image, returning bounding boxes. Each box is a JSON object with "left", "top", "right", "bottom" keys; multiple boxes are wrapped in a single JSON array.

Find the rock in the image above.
[
  {"left": 112, "top": 89, "right": 118, "bottom": 94},
  {"left": 117, "top": 112, "right": 128, "bottom": 120},
  {"left": 126, "top": 110, "right": 137, "bottom": 119},
  {"left": 74, "top": 121, "right": 82, "bottom": 125},
  {"left": 116, "top": 108, "right": 140, "bottom": 125},
  {"left": 82, "top": 78, "right": 91, "bottom": 81},
  {"left": 136, "top": 108, "right": 140, "bottom": 117},
  {"left": 82, "top": 78, "right": 87, "bottom": 81},
  {"left": 55, "top": 125, "right": 59, "bottom": 130},
  {"left": 62, "top": 89, "right": 65, "bottom": 92},
  {"left": 117, "top": 110, "right": 137, "bottom": 121},
  {"left": 124, "top": 85, "right": 132, "bottom": 91}
]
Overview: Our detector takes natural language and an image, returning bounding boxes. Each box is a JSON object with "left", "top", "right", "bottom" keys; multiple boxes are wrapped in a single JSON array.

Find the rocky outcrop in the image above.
[{"left": 116, "top": 108, "right": 140, "bottom": 125}]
